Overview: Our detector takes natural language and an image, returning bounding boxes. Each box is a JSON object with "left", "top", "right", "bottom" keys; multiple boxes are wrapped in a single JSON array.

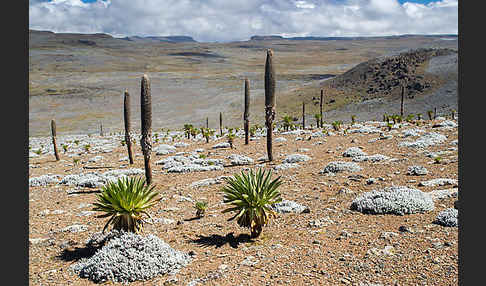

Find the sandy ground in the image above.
[{"left": 29, "top": 117, "right": 458, "bottom": 285}]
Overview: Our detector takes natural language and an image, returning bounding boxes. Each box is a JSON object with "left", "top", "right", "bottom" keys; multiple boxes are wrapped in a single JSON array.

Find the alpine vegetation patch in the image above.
[
  {"left": 399, "top": 132, "right": 447, "bottom": 148},
  {"left": 154, "top": 144, "right": 177, "bottom": 155},
  {"left": 402, "top": 128, "right": 424, "bottom": 137},
  {"left": 71, "top": 231, "right": 192, "bottom": 283},
  {"left": 347, "top": 126, "right": 381, "bottom": 134},
  {"left": 167, "top": 164, "right": 223, "bottom": 173},
  {"left": 352, "top": 154, "right": 390, "bottom": 163},
  {"left": 212, "top": 142, "right": 231, "bottom": 149},
  {"left": 320, "top": 161, "right": 362, "bottom": 174},
  {"left": 29, "top": 174, "right": 62, "bottom": 187},
  {"left": 342, "top": 147, "right": 367, "bottom": 158},
  {"left": 283, "top": 154, "right": 311, "bottom": 163},
  {"left": 273, "top": 163, "right": 300, "bottom": 171},
  {"left": 433, "top": 208, "right": 458, "bottom": 227},
  {"left": 60, "top": 169, "right": 145, "bottom": 188},
  {"left": 228, "top": 154, "right": 254, "bottom": 166},
  {"left": 190, "top": 176, "right": 229, "bottom": 188},
  {"left": 350, "top": 186, "right": 435, "bottom": 215}
]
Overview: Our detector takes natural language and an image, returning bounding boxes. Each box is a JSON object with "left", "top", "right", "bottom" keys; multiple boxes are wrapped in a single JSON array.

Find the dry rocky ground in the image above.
[{"left": 29, "top": 117, "right": 458, "bottom": 285}]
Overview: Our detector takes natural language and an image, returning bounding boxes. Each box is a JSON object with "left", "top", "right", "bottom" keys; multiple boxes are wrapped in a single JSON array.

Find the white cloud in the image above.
[{"left": 29, "top": 0, "right": 458, "bottom": 42}]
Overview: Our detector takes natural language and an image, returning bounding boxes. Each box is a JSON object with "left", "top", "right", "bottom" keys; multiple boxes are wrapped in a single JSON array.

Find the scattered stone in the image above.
[
  {"left": 240, "top": 255, "right": 258, "bottom": 266},
  {"left": 398, "top": 225, "right": 414, "bottom": 233},
  {"left": 308, "top": 217, "right": 334, "bottom": 227},
  {"left": 419, "top": 178, "right": 458, "bottom": 187},
  {"left": 366, "top": 178, "right": 377, "bottom": 185},
  {"left": 29, "top": 237, "right": 51, "bottom": 246},
  {"left": 77, "top": 211, "right": 97, "bottom": 217},
  {"left": 350, "top": 186, "right": 434, "bottom": 215},
  {"left": 271, "top": 199, "right": 310, "bottom": 214},
  {"left": 60, "top": 224, "right": 88, "bottom": 233},
  {"left": 190, "top": 176, "right": 229, "bottom": 188},
  {"left": 337, "top": 188, "right": 354, "bottom": 195},
  {"left": 407, "top": 165, "right": 428, "bottom": 176},
  {"left": 427, "top": 188, "right": 458, "bottom": 201},
  {"left": 88, "top": 156, "right": 103, "bottom": 163},
  {"left": 173, "top": 142, "right": 189, "bottom": 148},
  {"left": 275, "top": 137, "right": 287, "bottom": 143},
  {"left": 152, "top": 217, "right": 176, "bottom": 225},
  {"left": 379, "top": 232, "right": 399, "bottom": 240},
  {"left": 433, "top": 120, "right": 457, "bottom": 128}
]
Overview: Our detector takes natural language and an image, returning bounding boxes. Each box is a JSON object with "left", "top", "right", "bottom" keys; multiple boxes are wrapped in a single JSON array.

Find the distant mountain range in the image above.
[
  {"left": 30, "top": 29, "right": 457, "bottom": 45},
  {"left": 122, "top": 35, "right": 197, "bottom": 43},
  {"left": 250, "top": 34, "right": 458, "bottom": 41},
  {"left": 29, "top": 30, "right": 197, "bottom": 44}
]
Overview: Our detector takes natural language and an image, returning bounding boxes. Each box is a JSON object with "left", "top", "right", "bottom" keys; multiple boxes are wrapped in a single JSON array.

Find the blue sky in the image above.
[{"left": 29, "top": 0, "right": 458, "bottom": 42}]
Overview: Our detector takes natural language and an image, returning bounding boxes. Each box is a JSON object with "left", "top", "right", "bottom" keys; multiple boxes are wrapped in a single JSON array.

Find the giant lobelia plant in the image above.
[
  {"left": 221, "top": 168, "right": 283, "bottom": 238},
  {"left": 92, "top": 176, "right": 161, "bottom": 233}
]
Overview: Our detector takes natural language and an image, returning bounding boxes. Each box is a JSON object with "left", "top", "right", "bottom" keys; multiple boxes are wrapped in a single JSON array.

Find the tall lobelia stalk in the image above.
[
  {"left": 302, "top": 101, "right": 305, "bottom": 130},
  {"left": 219, "top": 112, "right": 223, "bottom": 137},
  {"left": 51, "top": 119, "right": 60, "bottom": 161},
  {"left": 244, "top": 78, "right": 250, "bottom": 145},
  {"left": 320, "top": 89, "right": 324, "bottom": 128},
  {"left": 123, "top": 89, "right": 134, "bottom": 164},
  {"left": 206, "top": 117, "right": 209, "bottom": 129},
  {"left": 264, "top": 49, "right": 276, "bottom": 162},
  {"left": 400, "top": 84, "right": 405, "bottom": 117},
  {"left": 140, "top": 74, "right": 153, "bottom": 185}
]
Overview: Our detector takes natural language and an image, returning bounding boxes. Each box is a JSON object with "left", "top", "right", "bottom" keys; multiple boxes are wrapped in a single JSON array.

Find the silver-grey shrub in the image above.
[
  {"left": 350, "top": 186, "right": 435, "bottom": 215},
  {"left": 71, "top": 231, "right": 191, "bottom": 283},
  {"left": 433, "top": 208, "right": 458, "bottom": 227}
]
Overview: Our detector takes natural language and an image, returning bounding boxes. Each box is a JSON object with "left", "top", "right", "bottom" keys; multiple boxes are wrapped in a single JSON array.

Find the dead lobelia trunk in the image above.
[
  {"left": 51, "top": 119, "right": 60, "bottom": 161},
  {"left": 244, "top": 78, "right": 250, "bottom": 145},
  {"left": 123, "top": 89, "right": 134, "bottom": 164},
  {"left": 264, "top": 49, "right": 276, "bottom": 162},
  {"left": 140, "top": 74, "right": 153, "bottom": 185}
]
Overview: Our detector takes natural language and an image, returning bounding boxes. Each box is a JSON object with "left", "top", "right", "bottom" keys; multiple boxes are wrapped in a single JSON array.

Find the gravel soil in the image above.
[{"left": 29, "top": 118, "right": 458, "bottom": 285}]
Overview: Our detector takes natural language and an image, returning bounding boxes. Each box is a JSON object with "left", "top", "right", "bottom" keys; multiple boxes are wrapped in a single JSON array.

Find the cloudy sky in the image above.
[{"left": 29, "top": 0, "right": 458, "bottom": 42}]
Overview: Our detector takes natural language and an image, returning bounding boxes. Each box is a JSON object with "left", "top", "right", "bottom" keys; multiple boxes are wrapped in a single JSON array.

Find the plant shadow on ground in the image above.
[
  {"left": 57, "top": 244, "right": 101, "bottom": 262},
  {"left": 189, "top": 232, "right": 254, "bottom": 249}
]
